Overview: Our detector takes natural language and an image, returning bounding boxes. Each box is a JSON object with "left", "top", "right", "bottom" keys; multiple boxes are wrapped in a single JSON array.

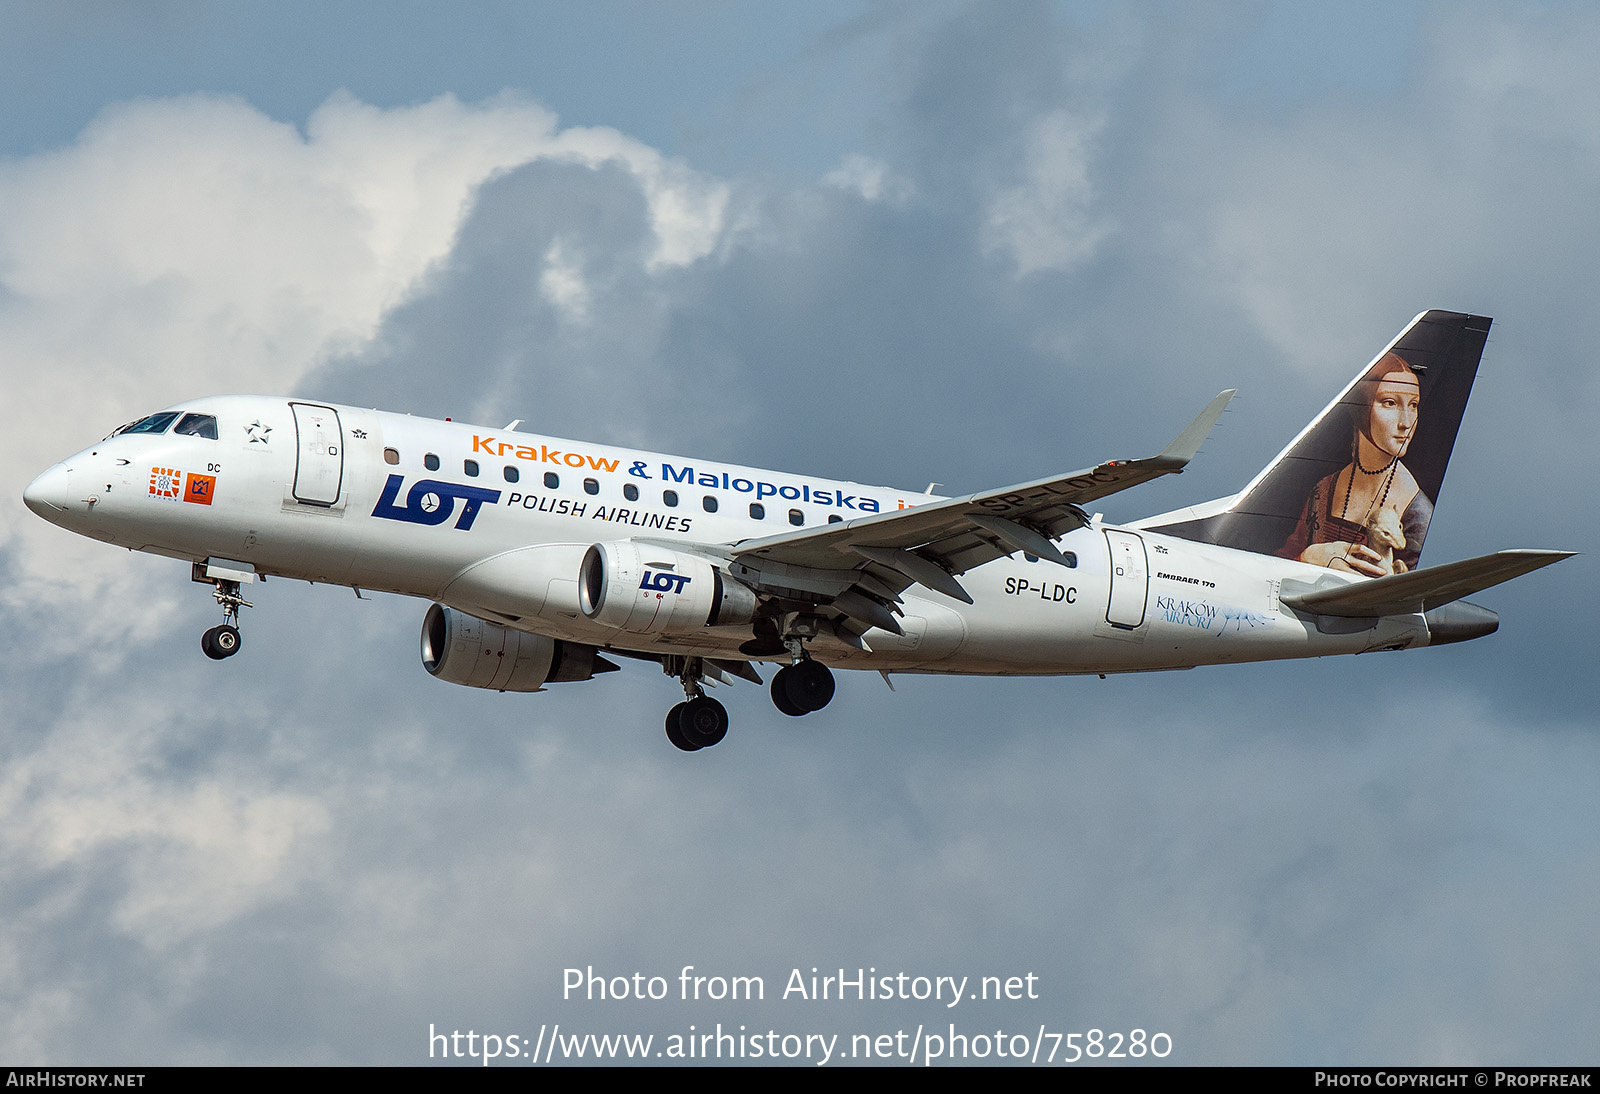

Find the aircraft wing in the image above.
[
  {"left": 721, "top": 391, "right": 1234, "bottom": 620},
  {"left": 1278, "top": 549, "right": 1574, "bottom": 618}
]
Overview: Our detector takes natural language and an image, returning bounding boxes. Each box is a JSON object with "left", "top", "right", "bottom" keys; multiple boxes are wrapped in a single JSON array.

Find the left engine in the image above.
[
  {"left": 421, "top": 603, "right": 616, "bottom": 692},
  {"left": 579, "top": 541, "right": 759, "bottom": 635}
]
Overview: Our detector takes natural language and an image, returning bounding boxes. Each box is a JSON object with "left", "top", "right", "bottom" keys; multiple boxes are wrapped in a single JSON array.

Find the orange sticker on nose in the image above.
[
  {"left": 148, "top": 467, "right": 182, "bottom": 498},
  {"left": 184, "top": 473, "right": 216, "bottom": 505}
]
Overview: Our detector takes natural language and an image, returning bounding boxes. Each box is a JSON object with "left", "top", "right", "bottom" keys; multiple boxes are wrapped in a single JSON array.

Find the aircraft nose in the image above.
[{"left": 23, "top": 463, "right": 72, "bottom": 520}]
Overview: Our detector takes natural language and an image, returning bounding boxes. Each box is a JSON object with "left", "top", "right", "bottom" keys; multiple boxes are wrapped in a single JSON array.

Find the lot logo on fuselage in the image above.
[
  {"left": 640, "top": 569, "right": 691, "bottom": 594},
  {"left": 372, "top": 475, "right": 501, "bottom": 530}
]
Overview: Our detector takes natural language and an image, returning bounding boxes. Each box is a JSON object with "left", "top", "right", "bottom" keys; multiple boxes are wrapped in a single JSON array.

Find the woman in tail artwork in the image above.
[{"left": 1280, "top": 352, "right": 1430, "bottom": 576}]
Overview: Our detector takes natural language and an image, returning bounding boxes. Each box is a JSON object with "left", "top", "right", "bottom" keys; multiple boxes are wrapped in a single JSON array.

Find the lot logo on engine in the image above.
[
  {"left": 640, "top": 570, "right": 691, "bottom": 594},
  {"left": 372, "top": 475, "right": 502, "bottom": 530}
]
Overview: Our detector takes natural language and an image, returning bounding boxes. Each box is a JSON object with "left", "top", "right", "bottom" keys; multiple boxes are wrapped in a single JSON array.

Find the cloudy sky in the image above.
[{"left": 2, "top": 1, "right": 1596, "bottom": 1066}]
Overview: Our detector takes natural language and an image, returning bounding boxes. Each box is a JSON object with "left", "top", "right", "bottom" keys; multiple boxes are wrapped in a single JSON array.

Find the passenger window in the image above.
[
  {"left": 424, "top": 453, "right": 440, "bottom": 471},
  {"left": 663, "top": 490, "right": 679, "bottom": 507},
  {"left": 1061, "top": 552, "right": 1078, "bottom": 568},
  {"left": 503, "top": 466, "right": 519, "bottom": 483},
  {"left": 544, "top": 472, "right": 559, "bottom": 489},
  {"left": 584, "top": 478, "right": 599, "bottom": 495},
  {"left": 789, "top": 509, "right": 804, "bottom": 526},
  {"left": 828, "top": 514, "right": 842, "bottom": 524},
  {"left": 749, "top": 502, "right": 765, "bottom": 519},
  {"left": 624, "top": 483, "right": 639, "bottom": 502},
  {"left": 703, "top": 496, "right": 718, "bottom": 513},
  {"left": 383, "top": 448, "right": 400, "bottom": 465},
  {"left": 173, "top": 413, "right": 218, "bottom": 440},
  {"left": 464, "top": 459, "right": 479, "bottom": 477}
]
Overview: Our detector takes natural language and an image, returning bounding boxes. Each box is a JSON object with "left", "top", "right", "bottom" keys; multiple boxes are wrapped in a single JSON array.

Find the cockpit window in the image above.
[
  {"left": 173, "top": 413, "right": 218, "bottom": 440},
  {"left": 114, "top": 411, "right": 181, "bottom": 437}
]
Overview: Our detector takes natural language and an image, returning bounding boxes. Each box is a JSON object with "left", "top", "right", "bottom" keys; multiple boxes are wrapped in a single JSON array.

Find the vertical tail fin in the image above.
[{"left": 1151, "top": 310, "right": 1491, "bottom": 573}]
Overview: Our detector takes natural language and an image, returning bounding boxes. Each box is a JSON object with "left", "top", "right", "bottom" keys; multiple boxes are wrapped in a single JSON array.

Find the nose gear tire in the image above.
[{"left": 202, "top": 624, "right": 242, "bottom": 660}]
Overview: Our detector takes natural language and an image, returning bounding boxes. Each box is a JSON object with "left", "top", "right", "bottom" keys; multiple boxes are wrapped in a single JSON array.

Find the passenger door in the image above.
[
  {"left": 290, "top": 402, "right": 344, "bottom": 506},
  {"left": 1104, "top": 529, "right": 1149, "bottom": 629}
]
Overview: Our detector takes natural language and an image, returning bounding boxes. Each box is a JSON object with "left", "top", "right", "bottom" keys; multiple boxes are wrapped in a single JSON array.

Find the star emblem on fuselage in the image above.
[{"left": 245, "top": 420, "right": 272, "bottom": 443}]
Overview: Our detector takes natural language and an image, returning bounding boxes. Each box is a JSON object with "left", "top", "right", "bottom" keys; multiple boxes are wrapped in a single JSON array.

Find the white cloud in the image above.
[
  {"left": 824, "top": 154, "right": 912, "bottom": 204},
  {"left": 1181, "top": 8, "right": 1600, "bottom": 379},
  {"left": 538, "top": 238, "right": 592, "bottom": 323},
  {"left": 0, "top": 700, "right": 331, "bottom": 951},
  {"left": 983, "top": 109, "right": 1111, "bottom": 276},
  {"left": 0, "top": 90, "right": 730, "bottom": 648},
  {"left": 0, "top": 90, "right": 728, "bottom": 431}
]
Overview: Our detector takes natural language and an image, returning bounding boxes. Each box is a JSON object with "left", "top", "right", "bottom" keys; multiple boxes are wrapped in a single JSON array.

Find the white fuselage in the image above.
[{"left": 25, "top": 395, "right": 1428, "bottom": 676}]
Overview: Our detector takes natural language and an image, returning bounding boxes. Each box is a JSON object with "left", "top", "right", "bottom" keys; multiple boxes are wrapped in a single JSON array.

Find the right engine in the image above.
[{"left": 421, "top": 603, "right": 616, "bottom": 692}]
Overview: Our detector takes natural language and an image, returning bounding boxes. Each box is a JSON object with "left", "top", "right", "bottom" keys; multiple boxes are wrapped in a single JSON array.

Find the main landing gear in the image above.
[
  {"left": 659, "top": 639, "right": 837, "bottom": 753},
  {"left": 770, "top": 658, "right": 835, "bottom": 717},
  {"left": 200, "top": 577, "right": 251, "bottom": 661},
  {"left": 665, "top": 696, "right": 729, "bottom": 752},
  {"left": 770, "top": 632, "right": 835, "bottom": 718},
  {"left": 663, "top": 657, "right": 730, "bottom": 753}
]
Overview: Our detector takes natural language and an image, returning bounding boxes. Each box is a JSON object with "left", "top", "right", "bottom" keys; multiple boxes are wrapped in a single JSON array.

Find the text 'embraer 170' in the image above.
[{"left": 24, "top": 311, "right": 1571, "bottom": 751}]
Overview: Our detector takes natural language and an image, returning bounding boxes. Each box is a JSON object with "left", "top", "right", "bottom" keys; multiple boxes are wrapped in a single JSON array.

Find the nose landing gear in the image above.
[{"left": 198, "top": 574, "right": 251, "bottom": 661}]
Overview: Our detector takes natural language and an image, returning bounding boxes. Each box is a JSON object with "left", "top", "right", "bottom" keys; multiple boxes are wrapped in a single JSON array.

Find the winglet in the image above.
[{"left": 1154, "top": 389, "right": 1235, "bottom": 469}]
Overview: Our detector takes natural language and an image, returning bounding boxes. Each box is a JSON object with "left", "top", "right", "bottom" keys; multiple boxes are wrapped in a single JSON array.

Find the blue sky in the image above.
[
  {"left": 0, "top": 1, "right": 899, "bottom": 169},
  {"left": 1, "top": 1, "right": 1596, "bottom": 1066}
]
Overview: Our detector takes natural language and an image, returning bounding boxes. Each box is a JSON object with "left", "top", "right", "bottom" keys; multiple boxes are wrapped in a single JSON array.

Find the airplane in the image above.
[{"left": 22, "top": 309, "right": 1571, "bottom": 752}]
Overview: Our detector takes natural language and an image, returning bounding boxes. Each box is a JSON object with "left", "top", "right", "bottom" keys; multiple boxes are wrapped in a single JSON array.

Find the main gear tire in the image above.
[
  {"left": 665, "top": 702, "right": 701, "bottom": 751},
  {"left": 679, "top": 696, "right": 729, "bottom": 748},
  {"left": 771, "top": 666, "right": 807, "bottom": 716},
  {"left": 783, "top": 659, "right": 835, "bottom": 713}
]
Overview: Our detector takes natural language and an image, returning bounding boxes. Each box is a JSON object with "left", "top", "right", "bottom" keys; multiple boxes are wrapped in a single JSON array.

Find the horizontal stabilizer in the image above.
[{"left": 1280, "top": 549, "right": 1573, "bottom": 618}]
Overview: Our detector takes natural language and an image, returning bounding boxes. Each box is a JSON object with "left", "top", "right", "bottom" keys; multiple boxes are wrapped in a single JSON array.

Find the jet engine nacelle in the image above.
[
  {"left": 421, "top": 603, "right": 616, "bottom": 692},
  {"left": 579, "top": 541, "right": 758, "bottom": 635}
]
